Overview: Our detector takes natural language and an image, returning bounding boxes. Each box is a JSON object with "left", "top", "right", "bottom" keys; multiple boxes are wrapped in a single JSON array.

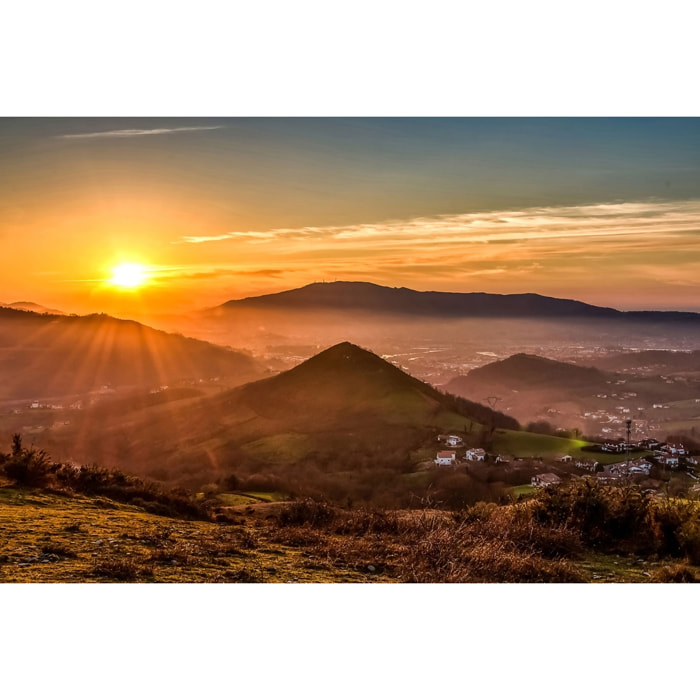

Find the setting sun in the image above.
[{"left": 110, "top": 263, "right": 149, "bottom": 289}]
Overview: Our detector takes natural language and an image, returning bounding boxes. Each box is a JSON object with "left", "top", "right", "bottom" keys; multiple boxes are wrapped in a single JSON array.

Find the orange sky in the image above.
[{"left": 2, "top": 118, "right": 700, "bottom": 316}]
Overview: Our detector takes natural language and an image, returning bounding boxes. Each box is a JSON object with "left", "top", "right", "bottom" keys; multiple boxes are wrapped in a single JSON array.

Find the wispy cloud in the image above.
[
  {"left": 175, "top": 199, "right": 700, "bottom": 250},
  {"left": 179, "top": 231, "right": 277, "bottom": 244},
  {"left": 57, "top": 126, "right": 223, "bottom": 140}
]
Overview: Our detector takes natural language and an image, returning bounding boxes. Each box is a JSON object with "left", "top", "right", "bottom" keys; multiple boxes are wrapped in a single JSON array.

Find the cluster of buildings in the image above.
[
  {"left": 435, "top": 436, "right": 486, "bottom": 466},
  {"left": 434, "top": 428, "right": 699, "bottom": 495}
]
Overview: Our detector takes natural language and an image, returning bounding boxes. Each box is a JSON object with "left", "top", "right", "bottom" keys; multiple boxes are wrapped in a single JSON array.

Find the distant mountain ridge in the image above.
[
  {"left": 218, "top": 281, "right": 700, "bottom": 321},
  {"left": 1, "top": 301, "right": 66, "bottom": 315}
]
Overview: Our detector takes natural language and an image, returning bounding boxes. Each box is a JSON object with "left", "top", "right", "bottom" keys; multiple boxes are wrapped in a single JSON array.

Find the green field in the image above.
[
  {"left": 510, "top": 484, "right": 536, "bottom": 497},
  {"left": 217, "top": 491, "right": 287, "bottom": 506},
  {"left": 492, "top": 429, "right": 590, "bottom": 458}
]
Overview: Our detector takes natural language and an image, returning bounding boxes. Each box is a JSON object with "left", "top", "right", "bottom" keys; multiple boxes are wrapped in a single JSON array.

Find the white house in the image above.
[
  {"left": 602, "top": 440, "right": 625, "bottom": 453},
  {"left": 531, "top": 473, "right": 562, "bottom": 487},
  {"left": 436, "top": 450, "right": 456, "bottom": 467},
  {"left": 620, "top": 458, "right": 653, "bottom": 476},
  {"left": 465, "top": 447, "right": 486, "bottom": 462},
  {"left": 445, "top": 435, "right": 463, "bottom": 447}
]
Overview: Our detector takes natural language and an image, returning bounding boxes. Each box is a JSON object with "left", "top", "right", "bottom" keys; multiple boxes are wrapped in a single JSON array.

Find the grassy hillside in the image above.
[{"left": 45, "top": 342, "right": 521, "bottom": 484}]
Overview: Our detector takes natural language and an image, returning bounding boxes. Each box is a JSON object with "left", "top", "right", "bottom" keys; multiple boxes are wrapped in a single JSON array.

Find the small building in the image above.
[
  {"left": 602, "top": 440, "right": 625, "bottom": 453},
  {"left": 531, "top": 473, "right": 562, "bottom": 488},
  {"left": 465, "top": 447, "right": 486, "bottom": 462},
  {"left": 436, "top": 450, "right": 457, "bottom": 467},
  {"left": 445, "top": 435, "right": 463, "bottom": 447}
]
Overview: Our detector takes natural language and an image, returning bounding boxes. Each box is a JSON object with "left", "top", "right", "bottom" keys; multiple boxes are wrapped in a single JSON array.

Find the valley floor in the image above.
[{"left": 1, "top": 486, "right": 698, "bottom": 583}]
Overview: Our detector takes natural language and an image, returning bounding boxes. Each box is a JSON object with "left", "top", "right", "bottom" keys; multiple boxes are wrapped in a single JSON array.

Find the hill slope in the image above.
[
  {"left": 445, "top": 354, "right": 615, "bottom": 428},
  {"left": 0, "top": 307, "right": 264, "bottom": 401},
  {"left": 48, "top": 342, "right": 519, "bottom": 483},
  {"left": 228, "top": 341, "right": 518, "bottom": 427},
  {"left": 447, "top": 353, "right": 609, "bottom": 394}
]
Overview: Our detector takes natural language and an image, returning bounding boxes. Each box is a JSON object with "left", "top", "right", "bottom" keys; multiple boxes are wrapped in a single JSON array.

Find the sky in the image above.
[{"left": 2, "top": 117, "right": 700, "bottom": 315}]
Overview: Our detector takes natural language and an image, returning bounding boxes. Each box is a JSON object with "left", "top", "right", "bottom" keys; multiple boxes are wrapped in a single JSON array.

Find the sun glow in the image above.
[{"left": 110, "top": 263, "right": 149, "bottom": 289}]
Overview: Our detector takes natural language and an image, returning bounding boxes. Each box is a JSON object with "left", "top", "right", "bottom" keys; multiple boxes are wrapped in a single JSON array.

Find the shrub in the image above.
[
  {"left": 277, "top": 499, "right": 336, "bottom": 527},
  {"left": 92, "top": 559, "right": 154, "bottom": 581},
  {"left": 2, "top": 434, "right": 54, "bottom": 487}
]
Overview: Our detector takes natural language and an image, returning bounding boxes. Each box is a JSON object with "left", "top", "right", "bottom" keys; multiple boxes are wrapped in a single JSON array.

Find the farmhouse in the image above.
[
  {"left": 465, "top": 447, "right": 486, "bottom": 462},
  {"left": 445, "top": 435, "right": 463, "bottom": 447},
  {"left": 615, "top": 458, "right": 653, "bottom": 476},
  {"left": 627, "top": 459, "right": 653, "bottom": 475},
  {"left": 436, "top": 450, "right": 456, "bottom": 467},
  {"left": 531, "top": 473, "right": 562, "bottom": 488}
]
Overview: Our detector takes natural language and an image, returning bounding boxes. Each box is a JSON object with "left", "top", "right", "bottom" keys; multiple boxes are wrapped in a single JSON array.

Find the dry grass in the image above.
[{"left": 4, "top": 479, "right": 700, "bottom": 583}]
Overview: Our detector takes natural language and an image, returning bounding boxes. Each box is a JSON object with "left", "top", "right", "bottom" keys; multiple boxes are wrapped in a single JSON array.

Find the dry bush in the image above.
[
  {"left": 277, "top": 499, "right": 337, "bottom": 527},
  {"left": 397, "top": 519, "right": 584, "bottom": 583},
  {"left": 333, "top": 509, "right": 405, "bottom": 536},
  {"left": 41, "top": 543, "right": 78, "bottom": 559},
  {"left": 649, "top": 564, "right": 697, "bottom": 583},
  {"left": 92, "top": 558, "right": 154, "bottom": 581},
  {"left": 268, "top": 526, "right": 326, "bottom": 548},
  {"left": 147, "top": 544, "right": 195, "bottom": 566},
  {"left": 458, "top": 504, "right": 583, "bottom": 559}
]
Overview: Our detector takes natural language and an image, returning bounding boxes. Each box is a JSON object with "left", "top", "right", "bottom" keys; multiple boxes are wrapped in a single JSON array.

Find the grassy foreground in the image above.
[{"left": 2, "top": 482, "right": 700, "bottom": 583}]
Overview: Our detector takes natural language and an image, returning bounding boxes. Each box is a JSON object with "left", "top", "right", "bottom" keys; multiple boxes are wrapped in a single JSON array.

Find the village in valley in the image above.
[{"left": 433, "top": 426, "right": 699, "bottom": 497}]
